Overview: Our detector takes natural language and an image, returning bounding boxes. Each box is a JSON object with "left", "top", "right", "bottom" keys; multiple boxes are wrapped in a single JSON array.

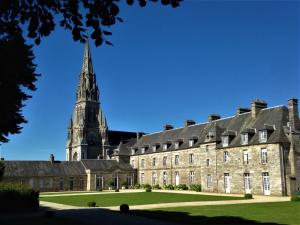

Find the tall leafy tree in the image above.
[{"left": 0, "top": 0, "right": 182, "bottom": 143}]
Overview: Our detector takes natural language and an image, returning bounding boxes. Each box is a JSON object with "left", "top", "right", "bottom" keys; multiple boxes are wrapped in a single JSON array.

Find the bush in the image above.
[
  {"left": 134, "top": 184, "right": 141, "bottom": 189},
  {"left": 87, "top": 201, "right": 96, "bottom": 207},
  {"left": 145, "top": 187, "right": 152, "bottom": 192},
  {"left": 120, "top": 204, "right": 129, "bottom": 213},
  {"left": 97, "top": 188, "right": 103, "bottom": 192},
  {"left": 244, "top": 194, "right": 253, "bottom": 199},
  {"left": 291, "top": 195, "right": 300, "bottom": 202},
  {"left": 108, "top": 180, "right": 114, "bottom": 187},
  {"left": 152, "top": 184, "right": 161, "bottom": 189},
  {"left": 0, "top": 182, "right": 39, "bottom": 212},
  {"left": 176, "top": 184, "right": 188, "bottom": 190},
  {"left": 141, "top": 184, "right": 151, "bottom": 189},
  {"left": 115, "top": 188, "right": 119, "bottom": 192},
  {"left": 189, "top": 184, "right": 202, "bottom": 192},
  {"left": 164, "top": 184, "right": 175, "bottom": 190}
]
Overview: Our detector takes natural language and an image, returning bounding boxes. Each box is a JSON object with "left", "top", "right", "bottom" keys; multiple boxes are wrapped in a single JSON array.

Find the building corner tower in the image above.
[{"left": 66, "top": 40, "right": 108, "bottom": 161}]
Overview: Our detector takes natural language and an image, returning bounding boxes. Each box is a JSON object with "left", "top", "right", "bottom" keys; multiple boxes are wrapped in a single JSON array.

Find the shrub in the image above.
[
  {"left": 244, "top": 194, "right": 253, "bottom": 199},
  {"left": 164, "top": 184, "right": 175, "bottom": 190},
  {"left": 121, "top": 181, "right": 127, "bottom": 186},
  {"left": 291, "top": 195, "right": 300, "bottom": 202},
  {"left": 176, "top": 184, "right": 188, "bottom": 190},
  {"left": 97, "top": 188, "right": 103, "bottom": 192},
  {"left": 43, "top": 210, "right": 55, "bottom": 218},
  {"left": 120, "top": 204, "right": 129, "bottom": 213},
  {"left": 142, "top": 184, "right": 152, "bottom": 189},
  {"left": 115, "top": 188, "right": 119, "bottom": 192},
  {"left": 189, "top": 184, "right": 202, "bottom": 192},
  {"left": 134, "top": 184, "right": 141, "bottom": 189},
  {"left": 0, "top": 182, "right": 39, "bottom": 212},
  {"left": 145, "top": 187, "right": 152, "bottom": 192},
  {"left": 108, "top": 180, "right": 114, "bottom": 187},
  {"left": 152, "top": 184, "right": 161, "bottom": 189},
  {"left": 87, "top": 201, "right": 96, "bottom": 207}
]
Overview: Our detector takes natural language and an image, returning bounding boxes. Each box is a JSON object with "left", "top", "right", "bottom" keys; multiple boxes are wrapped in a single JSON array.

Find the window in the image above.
[
  {"left": 152, "top": 157, "right": 156, "bottom": 167},
  {"left": 244, "top": 173, "right": 251, "bottom": 192},
  {"left": 163, "top": 156, "right": 167, "bottom": 166},
  {"left": 261, "top": 148, "right": 268, "bottom": 163},
  {"left": 206, "top": 159, "right": 210, "bottom": 166},
  {"left": 152, "top": 172, "right": 157, "bottom": 185},
  {"left": 141, "top": 147, "right": 145, "bottom": 154},
  {"left": 140, "top": 173, "right": 145, "bottom": 184},
  {"left": 222, "top": 136, "right": 229, "bottom": 147},
  {"left": 224, "top": 151, "right": 229, "bottom": 162},
  {"left": 69, "top": 177, "right": 74, "bottom": 190},
  {"left": 175, "top": 171, "right": 180, "bottom": 185},
  {"left": 141, "top": 159, "right": 145, "bottom": 168},
  {"left": 189, "top": 171, "right": 195, "bottom": 184},
  {"left": 81, "top": 152, "right": 85, "bottom": 159},
  {"left": 207, "top": 174, "right": 212, "bottom": 188},
  {"left": 59, "top": 178, "right": 64, "bottom": 191},
  {"left": 163, "top": 171, "right": 168, "bottom": 185},
  {"left": 96, "top": 175, "right": 102, "bottom": 189},
  {"left": 189, "top": 139, "right": 194, "bottom": 147},
  {"left": 131, "top": 159, "right": 135, "bottom": 167},
  {"left": 189, "top": 153, "right": 194, "bottom": 164},
  {"left": 205, "top": 145, "right": 209, "bottom": 152},
  {"left": 243, "top": 150, "right": 249, "bottom": 164},
  {"left": 152, "top": 145, "right": 157, "bottom": 152},
  {"left": 163, "top": 144, "right": 168, "bottom": 150},
  {"left": 259, "top": 130, "right": 267, "bottom": 143},
  {"left": 79, "top": 177, "right": 84, "bottom": 189},
  {"left": 175, "top": 142, "right": 179, "bottom": 149},
  {"left": 131, "top": 149, "right": 135, "bottom": 155},
  {"left": 241, "top": 133, "right": 248, "bottom": 145},
  {"left": 175, "top": 155, "right": 179, "bottom": 165}
]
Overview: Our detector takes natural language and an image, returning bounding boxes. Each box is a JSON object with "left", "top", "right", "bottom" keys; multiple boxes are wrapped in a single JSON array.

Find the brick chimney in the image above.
[
  {"left": 251, "top": 99, "right": 267, "bottom": 118},
  {"left": 288, "top": 98, "right": 300, "bottom": 131},
  {"left": 184, "top": 120, "right": 196, "bottom": 127},
  {"left": 164, "top": 124, "right": 174, "bottom": 131},
  {"left": 208, "top": 114, "right": 220, "bottom": 122}
]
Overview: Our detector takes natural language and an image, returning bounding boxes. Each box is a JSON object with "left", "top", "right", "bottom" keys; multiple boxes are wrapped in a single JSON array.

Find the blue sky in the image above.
[{"left": 2, "top": 1, "right": 299, "bottom": 160}]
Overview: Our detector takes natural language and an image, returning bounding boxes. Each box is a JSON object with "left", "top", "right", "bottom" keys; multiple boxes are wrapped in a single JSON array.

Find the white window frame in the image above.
[
  {"left": 207, "top": 174, "right": 212, "bottom": 188},
  {"left": 152, "top": 172, "right": 157, "bottom": 185},
  {"left": 152, "top": 145, "right": 156, "bottom": 152},
  {"left": 175, "top": 155, "right": 180, "bottom": 165},
  {"left": 222, "top": 136, "right": 229, "bottom": 147},
  {"left": 163, "top": 171, "right": 168, "bottom": 185},
  {"left": 244, "top": 173, "right": 251, "bottom": 193},
  {"left": 261, "top": 148, "right": 268, "bottom": 164},
  {"left": 174, "top": 142, "right": 179, "bottom": 149},
  {"left": 189, "top": 171, "right": 195, "bottom": 184},
  {"left": 243, "top": 150, "right": 249, "bottom": 164},
  {"left": 189, "top": 153, "right": 194, "bottom": 164},
  {"left": 163, "top": 156, "right": 167, "bottom": 166},
  {"left": 189, "top": 139, "right": 194, "bottom": 147},
  {"left": 259, "top": 130, "right": 267, "bottom": 143},
  {"left": 141, "top": 147, "right": 145, "bottom": 154},
  {"left": 140, "top": 173, "right": 145, "bottom": 184},
  {"left": 163, "top": 144, "right": 168, "bottom": 150},
  {"left": 141, "top": 159, "right": 145, "bottom": 168},
  {"left": 224, "top": 151, "right": 229, "bottom": 162},
  {"left": 131, "top": 159, "right": 135, "bottom": 167},
  {"left": 241, "top": 133, "right": 248, "bottom": 145}
]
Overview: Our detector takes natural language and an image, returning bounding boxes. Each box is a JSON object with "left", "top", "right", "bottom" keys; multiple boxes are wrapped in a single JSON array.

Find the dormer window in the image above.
[
  {"left": 222, "top": 136, "right": 229, "bottom": 147},
  {"left": 259, "top": 130, "right": 267, "bottom": 143},
  {"left": 189, "top": 139, "right": 194, "bottom": 147},
  {"left": 175, "top": 142, "right": 179, "bottom": 149},
  {"left": 205, "top": 131, "right": 214, "bottom": 142},
  {"left": 163, "top": 144, "right": 168, "bottom": 150},
  {"left": 241, "top": 133, "right": 248, "bottom": 145},
  {"left": 131, "top": 148, "right": 136, "bottom": 155},
  {"left": 152, "top": 145, "right": 157, "bottom": 152},
  {"left": 141, "top": 147, "right": 145, "bottom": 154}
]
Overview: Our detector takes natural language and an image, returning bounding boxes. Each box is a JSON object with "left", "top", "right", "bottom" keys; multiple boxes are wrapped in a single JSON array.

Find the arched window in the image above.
[{"left": 73, "top": 152, "right": 78, "bottom": 161}]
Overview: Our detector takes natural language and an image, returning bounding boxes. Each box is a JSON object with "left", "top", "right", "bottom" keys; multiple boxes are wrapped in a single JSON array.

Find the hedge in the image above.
[{"left": 0, "top": 183, "right": 39, "bottom": 212}]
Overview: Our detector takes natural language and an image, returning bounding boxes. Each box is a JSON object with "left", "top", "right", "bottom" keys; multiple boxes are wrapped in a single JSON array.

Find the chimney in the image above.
[
  {"left": 49, "top": 154, "right": 55, "bottom": 163},
  {"left": 185, "top": 120, "right": 196, "bottom": 127},
  {"left": 208, "top": 114, "right": 221, "bottom": 122},
  {"left": 288, "top": 98, "right": 300, "bottom": 131},
  {"left": 164, "top": 124, "right": 174, "bottom": 131},
  {"left": 251, "top": 99, "right": 267, "bottom": 118},
  {"left": 236, "top": 108, "right": 251, "bottom": 115}
]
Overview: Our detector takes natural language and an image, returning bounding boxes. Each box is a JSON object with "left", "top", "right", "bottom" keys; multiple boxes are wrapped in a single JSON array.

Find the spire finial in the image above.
[{"left": 82, "top": 37, "right": 93, "bottom": 74}]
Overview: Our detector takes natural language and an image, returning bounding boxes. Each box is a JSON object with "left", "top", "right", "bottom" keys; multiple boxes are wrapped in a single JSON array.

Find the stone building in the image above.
[{"left": 130, "top": 99, "right": 300, "bottom": 196}]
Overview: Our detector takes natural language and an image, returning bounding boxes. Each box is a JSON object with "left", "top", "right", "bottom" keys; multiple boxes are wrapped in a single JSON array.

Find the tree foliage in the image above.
[{"left": 0, "top": 0, "right": 182, "bottom": 143}]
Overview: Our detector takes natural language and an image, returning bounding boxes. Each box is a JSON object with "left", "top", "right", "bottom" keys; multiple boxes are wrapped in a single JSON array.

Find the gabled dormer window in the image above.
[
  {"left": 259, "top": 130, "right": 267, "bottom": 143},
  {"left": 222, "top": 136, "right": 229, "bottom": 147},
  {"left": 175, "top": 142, "right": 179, "bottom": 149},
  {"left": 131, "top": 148, "right": 136, "bottom": 155},
  {"left": 141, "top": 147, "right": 145, "bottom": 154},
  {"left": 241, "top": 133, "right": 248, "bottom": 145},
  {"left": 152, "top": 145, "right": 157, "bottom": 152},
  {"left": 189, "top": 139, "right": 194, "bottom": 147},
  {"left": 163, "top": 144, "right": 168, "bottom": 151}
]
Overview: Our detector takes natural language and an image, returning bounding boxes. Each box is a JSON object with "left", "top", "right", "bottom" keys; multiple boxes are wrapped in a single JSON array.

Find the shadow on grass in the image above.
[{"left": 130, "top": 209, "right": 286, "bottom": 225}]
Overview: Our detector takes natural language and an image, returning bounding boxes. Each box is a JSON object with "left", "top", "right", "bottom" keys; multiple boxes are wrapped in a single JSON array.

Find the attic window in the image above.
[
  {"left": 131, "top": 148, "right": 136, "bottom": 155},
  {"left": 175, "top": 142, "right": 180, "bottom": 149},
  {"left": 163, "top": 144, "right": 168, "bottom": 150},
  {"left": 152, "top": 145, "right": 157, "bottom": 152},
  {"left": 222, "top": 136, "right": 229, "bottom": 147},
  {"left": 241, "top": 133, "right": 248, "bottom": 145},
  {"left": 206, "top": 131, "right": 214, "bottom": 142},
  {"left": 141, "top": 147, "right": 145, "bottom": 154},
  {"left": 259, "top": 130, "right": 267, "bottom": 143},
  {"left": 189, "top": 139, "right": 194, "bottom": 147}
]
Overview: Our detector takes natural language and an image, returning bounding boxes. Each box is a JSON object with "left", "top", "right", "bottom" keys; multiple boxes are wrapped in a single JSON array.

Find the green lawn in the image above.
[
  {"left": 40, "top": 191, "right": 98, "bottom": 196},
  {"left": 40, "top": 192, "right": 243, "bottom": 207},
  {"left": 132, "top": 202, "right": 300, "bottom": 225}
]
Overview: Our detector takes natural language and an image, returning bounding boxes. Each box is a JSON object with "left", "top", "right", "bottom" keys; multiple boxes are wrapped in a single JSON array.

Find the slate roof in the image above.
[
  {"left": 112, "top": 138, "right": 137, "bottom": 156},
  {"left": 108, "top": 130, "right": 138, "bottom": 147},
  {"left": 3, "top": 159, "right": 135, "bottom": 177},
  {"left": 133, "top": 106, "right": 290, "bottom": 155}
]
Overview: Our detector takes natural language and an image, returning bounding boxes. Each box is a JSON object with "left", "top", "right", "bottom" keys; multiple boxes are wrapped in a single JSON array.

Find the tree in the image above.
[{"left": 0, "top": 0, "right": 182, "bottom": 143}]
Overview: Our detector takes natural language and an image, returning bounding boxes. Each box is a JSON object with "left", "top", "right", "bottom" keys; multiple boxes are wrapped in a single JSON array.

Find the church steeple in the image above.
[{"left": 76, "top": 39, "right": 99, "bottom": 102}]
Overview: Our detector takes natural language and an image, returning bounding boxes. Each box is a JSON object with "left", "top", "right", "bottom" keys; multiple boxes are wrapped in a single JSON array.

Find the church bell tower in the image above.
[{"left": 66, "top": 40, "right": 108, "bottom": 161}]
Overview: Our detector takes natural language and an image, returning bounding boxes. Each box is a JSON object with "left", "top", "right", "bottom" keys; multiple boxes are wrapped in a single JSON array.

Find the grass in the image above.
[
  {"left": 40, "top": 191, "right": 98, "bottom": 196},
  {"left": 40, "top": 192, "right": 243, "bottom": 207},
  {"left": 132, "top": 202, "right": 300, "bottom": 225}
]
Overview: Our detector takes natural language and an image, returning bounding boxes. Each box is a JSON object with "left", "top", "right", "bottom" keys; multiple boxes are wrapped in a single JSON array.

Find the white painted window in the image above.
[
  {"left": 189, "top": 139, "right": 194, "bottom": 147},
  {"left": 163, "top": 171, "right": 168, "bottom": 185},
  {"left": 131, "top": 149, "right": 135, "bottom": 155},
  {"left": 175, "top": 171, "right": 180, "bottom": 185},
  {"left": 262, "top": 172, "right": 270, "bottom": 195},
  {"left": 175, "top": 142, "right": 179, "bottom": 149},
  {"left": 140, "top": 173, "right": 145, "bottom": 184},
  {"left": 175, "top": 155, "right": 179, "bottom": 165},
  {"left": 207, "top": 174, "right": 212, "bottom": 188},
  {"left": 224, "top": 151, "right": 229, "bottom": 162},
  {"left": 189, "top": 153, "right": 194, "bottom": 164},
  {"left": 152, "top": 145, "right": 156, "bottom": 152},
  {"left": 141, "top": 147, "right": 145, "bottom": 154},
  {"left": 152, "top": 172, "right": 157, "bottom": 185},
  {"left": 163, "top": 156, "right": 167, "bottom": 166},
  {"left": 163, "top": 144, "right": 168, "bottom": 150},
  {"left": 259, "top": 130, "right": 267, "bottom": 143},
  {"left": 141, "top": 159, "right": 145, "bottom": 168},
  {"left": 244, "top": 173, "right": 251, "bottom": 193},
  {"left": 131, "top": 159, "right": 135, "bottom": 167},
  {"left": 189, "top": 171, "right": 195, "bottom": 184},
  {"left": 241, "top": 133, "right": 248, "bottom": 145},
  {"left": 224, "top": 173, "right": 231, "bottom": 193},
  {"left": 243, "top": 150, "right": 249, "bottom": 164},
  {"left": 261, "top": 148, "right": 268, "bottom": 164},
  {"left": 222, "top": 136, "right": 229, "bottom": 147},
  {"left": 152, "top": 157, "right": 156, "bottom": 167}
]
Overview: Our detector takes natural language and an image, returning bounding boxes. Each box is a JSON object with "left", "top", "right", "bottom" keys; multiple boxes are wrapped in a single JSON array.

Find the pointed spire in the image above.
[
  {"left": 103, "top": 114, "right": 108, "bottom": 129},
  {"left": 68, "top": 117, "right": 73, "bottom": 129},
  {"left": 82, "top": 38, "right": 94, "bottom": 75}
]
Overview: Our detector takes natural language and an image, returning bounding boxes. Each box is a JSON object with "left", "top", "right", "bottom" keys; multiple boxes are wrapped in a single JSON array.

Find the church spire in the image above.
[{"left": 81, "top": 39, "right": 94, "bottom": 75}]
